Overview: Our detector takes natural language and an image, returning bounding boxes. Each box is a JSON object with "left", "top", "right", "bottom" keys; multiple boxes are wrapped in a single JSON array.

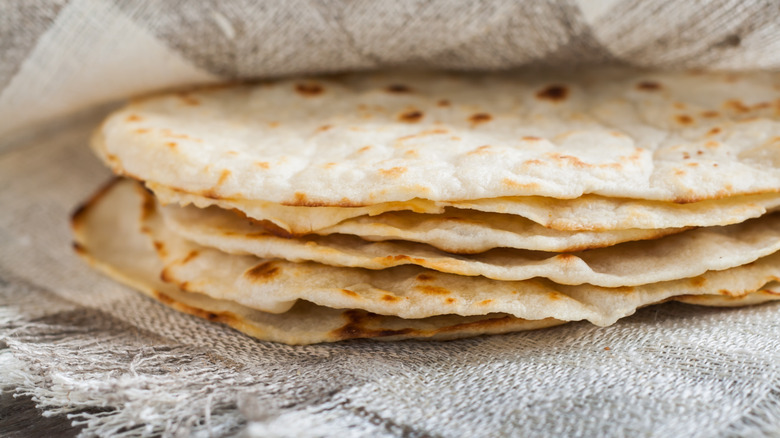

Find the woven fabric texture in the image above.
[{"left": 2, "top": 1, "right": 780, "bottom": 436}]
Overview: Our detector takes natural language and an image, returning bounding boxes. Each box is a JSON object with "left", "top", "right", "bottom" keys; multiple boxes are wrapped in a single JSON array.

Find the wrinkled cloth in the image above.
[
  {"left": 2, "top": 0, "right": 780, "bottom": 136},
  {"left": 3, "top": 1, "right": 780, "bottom": 436}
]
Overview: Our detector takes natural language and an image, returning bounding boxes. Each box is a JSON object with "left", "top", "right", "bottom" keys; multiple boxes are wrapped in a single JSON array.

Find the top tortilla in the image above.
[{"left": 95, "top": 69, "right": 780, "bottom": 206}]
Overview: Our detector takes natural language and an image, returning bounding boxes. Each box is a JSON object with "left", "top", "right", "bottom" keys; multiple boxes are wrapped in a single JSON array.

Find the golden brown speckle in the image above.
[
  {"left": 536, "top": 85, "right": 569, "bottom": 102},
  {"left": 341, "top": 289, "right": 359, "bottom": 298},
  {"left": 246, "top": 262, "right": 281, "bottom": 282},
  {"left": 636, "top": 81, "right": 661, "bottom": 91},
  {"left": 399, "top": 110, "right": 424, "bottom": 123},
  {"left": 386, "top": 84, "right": 412, "bottom": 93},
  {"left": 469, "top": 113, "right": 493, "bottom": 126},
  {"left": 295, "top": 82, "right": 324, "bottom": 96},
  {"left": 379, "top": 167, "right": 407, "bottom": 177},
  {"left": 217, "top": 170, "right": 231, "bottom": 186},
  {"left": 675, "top": 115, "right": 694, "bottom": 125},
  {"left": 416, "top": 285, "right": 450, "bottom": 295}
]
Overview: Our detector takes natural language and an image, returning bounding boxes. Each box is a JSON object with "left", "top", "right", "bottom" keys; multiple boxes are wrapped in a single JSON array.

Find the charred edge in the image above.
[
  {"left": 153, "top": 291, "right": 232, "bottom": 324},
  {"left": 331, "top": 310, "right": 414, "bottom": 340},
  {"left": 72, "top": 241, "right": 87, "bottom": 255},
  {"left": 70, "top": 177, "right": 122, "bottom": 226}
]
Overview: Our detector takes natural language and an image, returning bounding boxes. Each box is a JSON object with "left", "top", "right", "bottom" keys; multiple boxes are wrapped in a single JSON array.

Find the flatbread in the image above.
[
  {"left": 95, "top": 70, "right": 780, "bottom": 206},
  {"left": 150, "top": 182, "right": 780, "bottom": 233},
  {"left": 162, "top": 201, "right": 687, "bottom": 254},
  {"left": 72, "top": 179, "right": 567, "bottom": 344},
  {"left": 138, "top": 195, "right": 780, "bottom": 326},
  {"left": 161, "top": 200, "right": 780, "bottom": 287},
  {"left": 72, "top": 179, "right": 780, "bottom": 344}
]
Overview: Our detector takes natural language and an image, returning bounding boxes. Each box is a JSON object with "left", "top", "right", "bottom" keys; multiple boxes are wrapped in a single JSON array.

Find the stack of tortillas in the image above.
[{"left": 72, "top": 70, "right": 780, "bottom": 345}]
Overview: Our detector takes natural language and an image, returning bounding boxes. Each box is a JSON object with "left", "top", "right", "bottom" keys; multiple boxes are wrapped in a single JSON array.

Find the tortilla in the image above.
[
  {"left": 150, "top": 182, "right": 780, "bottom": 234},
  {"left": 72, "top": 178, "right": 780, "bottom": 344},
  {"left": 138, "top": 190, "right": 780, "bottom": 326},
  {"left": 161, "top": 200, "right": 780, "bottom": 287},
  {"left": 94, "top": 70, "right": 780, "bottom": 207}
]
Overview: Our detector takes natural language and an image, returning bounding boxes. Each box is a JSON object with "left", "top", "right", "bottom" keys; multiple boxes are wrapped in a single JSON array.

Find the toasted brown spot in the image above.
[
  {"left": 381, "top": 294, "right": 400, "bottom": 302},
  {"left": 399, "top": 110, "right": 424, "bottom": 123},
  {"left": 379, "top": 167, "right": 407, "bottom": 177},
  {"left": 674, "top": 102, "right": 687, "bottom": 110},
  {"left": 217, "top": 170, "right": 231, "bottom": 186},
  {"left": 636, "top": 81, "right": 661, "bottom": 91},
  {"left": 536, "top": 85, "right": 569, "bottom": 102},
  {"left": 177, "top": 93, "right": 201, "bottom": 106},
  {"left": 357, "top": 146, "right": 372, "bottom": 153},
  {"left": 135, "top": 128, "right": 149, "bottom": 134},
  {"left": 478, "top": 299, "right": 494, "bottom": 306},
  {"left": 675, "top": 115, "right": 694, "bottom": 125},
  {"left": 253, "top": 219, "right": 294, "bottom": 238},
  {"left": 295, "top": 82, "right": 324, "bottom": 96},
  {"left": 330, "top": 310, "right": 414, "bottom": 340},
  {"left": 690, "top": 276, "right": 707, "bottom": 288},
  {"left": 705, "top": 141, "right": 719, "bottom": 148},
  {"left": 468, "top": 145, "right": 492, "bottom": 155},
  {"left": 126, "top": 114, "right": 143, "bottom": 122},
  {"left": 445, "top": 298, "right": 456, "bottom": 304},
  {"left": 280, "top": 191, "right": 364, "bottom": 207},
  {"left": 701, "top": 111, "right": 720, "bottom": 118},
  {"left": 675, "top": 169, "right": 686, "bottom": 176},
  {"left": 697, "top": 150, "right": 704, "bottom": 155},
  {"left": 502, "top": 178, "right": 541, "bottom": 190},
  {"left": 316, "top": 124, "right": 332, "bottom": 132},
  {"left": 255, "top": 161, "right": 270, "bottom": 169},
  {"left": 416, "top": 285, "right": 450, "bottom": 295},
  {"left": 522, "top": 136, "right": 542, "bottom": 141},
  {"left": 437, "top": 99, "right": 451, "bottom": 107},
  {"left": 398, "top": 129, "right": 449, "bottom": 142},
  {"left": 724, "top": 99, "right": 750, "bottom": 113},
  {"left": 386, "top": 84, "right": 412, "bottom": 93},
  {"left": 707, "top": 127, "right": 722, "bottom": 136},
  {"left": 246, "top": 262, "right": 281, "bottom": 282},
  {"left": 549, "top": 153, "right": 589, "bottom": 168},
  {"left": 72, "top": 241, "right": 86, "bottom": 255},
  {"left": 70, "top": 178, "right": 123, "bottom": 229},
  {"left": 165, "top": 142, "right": 178, "bottom": 150},
  {"left": 341, "top": 289, "right": 359, "bottom": 298},
  {"left": 268, "top": 121, "right": 280, "bottom": 128},
  {"left": 469, "top": 113, "right": 493, "bottom": 126},
  {"left": 683, "top": 152, "right": 691, "bottom": 159},
  {"left": 687, "top": 162, "right": 699, "bottom": 167},
  {"left": 416, "top": 273, "right": 435, "bottom": 282},
  {"left": 181, "top": 250, "right": 199, "bottom": 264}
]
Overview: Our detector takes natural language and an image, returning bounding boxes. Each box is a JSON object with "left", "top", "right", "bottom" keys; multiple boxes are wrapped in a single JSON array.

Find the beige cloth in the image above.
[
  {"left": 2, "top": 0, "right": 780, "bottom": 137},
  {"left": 2, "top": 1, "right": 780, "bottom": 436}
]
